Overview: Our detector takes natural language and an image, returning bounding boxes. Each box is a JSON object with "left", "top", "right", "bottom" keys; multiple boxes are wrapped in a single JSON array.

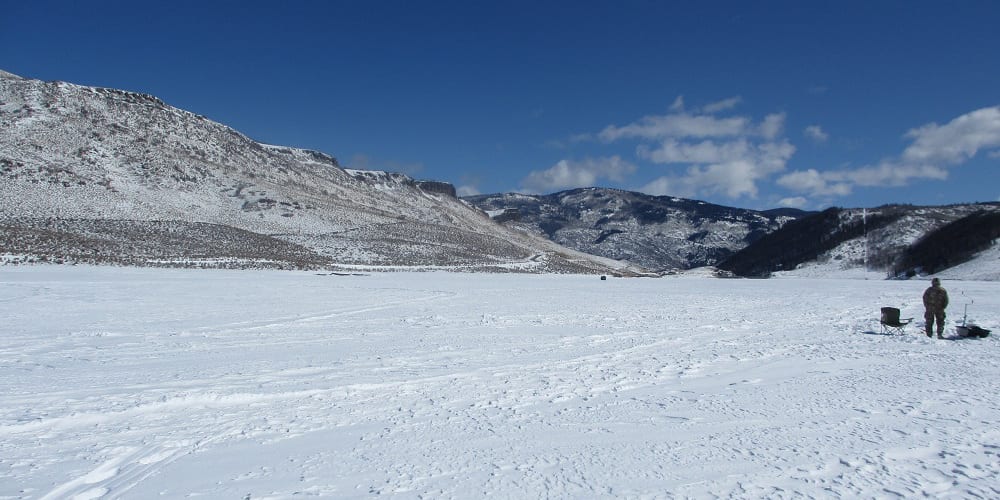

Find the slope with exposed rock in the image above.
[
  {"left": 0, "top": 70, "right": 634, "bottom": 274},
  {"left": 464, "top": 189, "right": 807, "bottom": 272}
]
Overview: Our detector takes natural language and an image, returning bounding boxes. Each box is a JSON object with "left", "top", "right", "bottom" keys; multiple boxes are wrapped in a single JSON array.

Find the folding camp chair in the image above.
[{"left": 880, "top": 307, "right": 912, "bottom": 334}]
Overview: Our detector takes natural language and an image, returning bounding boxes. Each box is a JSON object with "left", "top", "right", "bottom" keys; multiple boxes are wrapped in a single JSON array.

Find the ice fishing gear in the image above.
[{"left": 955, "top": 295, "right": 991, "bottom": 338}]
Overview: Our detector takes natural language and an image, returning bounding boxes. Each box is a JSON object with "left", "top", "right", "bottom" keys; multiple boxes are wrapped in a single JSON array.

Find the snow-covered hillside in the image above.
[
  {"left": 2, "top": 266, "right": 998, "bottom": 498},
  {"left": 723, "top": 205, "right": 1000, "bottom": 279},
  {"left": 0, "top": 70, "right": 632, "bottom": 274},
  {"left": 777, "top": 240, "right": 1000, "bottom": 281},
  {"left": 925, "top": 240, "right": 1000, "bottom": 281}
]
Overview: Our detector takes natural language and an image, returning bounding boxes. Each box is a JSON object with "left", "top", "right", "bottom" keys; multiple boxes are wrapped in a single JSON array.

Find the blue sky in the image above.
[{"left": 3, "top": 0, "right": 998, "bottom": 209}]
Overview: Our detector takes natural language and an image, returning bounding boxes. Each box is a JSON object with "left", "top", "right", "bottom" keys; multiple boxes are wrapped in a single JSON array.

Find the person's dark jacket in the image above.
[{"left": 923, "top": 285, "right": 949, "bottom": 313}]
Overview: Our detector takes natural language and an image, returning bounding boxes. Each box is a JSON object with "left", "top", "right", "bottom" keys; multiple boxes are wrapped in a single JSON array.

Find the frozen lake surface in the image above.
[{"left": 2, "top": 266, "right": 998, "bottom": 498}]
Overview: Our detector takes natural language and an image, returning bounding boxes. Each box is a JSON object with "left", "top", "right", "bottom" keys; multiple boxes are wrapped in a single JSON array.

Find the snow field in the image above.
[{"left": 1, "top": 267, "right": 998, "bottom": 498}]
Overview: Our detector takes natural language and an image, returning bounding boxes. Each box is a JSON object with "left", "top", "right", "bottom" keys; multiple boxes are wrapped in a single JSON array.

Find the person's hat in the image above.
[{"left": 932, "top": 278, "right": 941, "bottom": 285}]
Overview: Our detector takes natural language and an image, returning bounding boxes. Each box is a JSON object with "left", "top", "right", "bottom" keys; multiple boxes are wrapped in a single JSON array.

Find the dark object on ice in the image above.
[
  {"left": 600, "top": 275, "right": 607, "bottom": 280},
  {"left": 922, "top": 278, "right": 949, "bottom": 337},
  {"left": 970, "top": 326, "right": 991, "bottom": 338},
  {"left": 880, "top": 307, "right": 912, "bottom": 335},
  {"left": 954, "top": 297, "right": 990, "bottom": 338},
  {"left": 956, "top": 325, "right": 991, "bottom": 338}
]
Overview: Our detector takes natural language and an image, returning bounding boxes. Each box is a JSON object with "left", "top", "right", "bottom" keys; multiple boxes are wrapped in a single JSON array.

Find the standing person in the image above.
[{"left": 923, "top": 278, "right": 949, "bottom": 338}]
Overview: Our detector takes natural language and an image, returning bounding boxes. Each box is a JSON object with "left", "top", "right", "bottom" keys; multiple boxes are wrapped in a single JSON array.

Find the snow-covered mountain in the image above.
[
  {"left": 720, "top": 204, "right": 1000, "bottom": 278},
  {"left": 0, "top": 70, "right": 636, "bottom": 274},
  {"left": 4, "top": 70, "right": 995, "bottom": 279},
  {"left": 464, "top": 189, "right": 806, "bottom": 272}
]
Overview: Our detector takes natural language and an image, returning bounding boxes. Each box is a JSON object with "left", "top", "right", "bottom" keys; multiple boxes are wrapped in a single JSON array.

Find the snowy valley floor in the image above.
[{"left": 1, "top": 267, "right": 999, "bottom": 499}]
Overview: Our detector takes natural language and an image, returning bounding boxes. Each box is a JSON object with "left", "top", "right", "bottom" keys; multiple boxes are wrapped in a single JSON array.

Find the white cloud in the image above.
[
  {"left": 669, "top": 95, "right": 685, "bottom": 112},
  {"left": 686, "top": 161, "right": 767, "bottom": 198},
  {"left": 639, "top": 163, "right": 759, "bottom": 199},
  {"left": 778, "top": 196, "right": 808, "bottom": 208},
  {"left": 839, "top": 162, "right": 948, "bottom": 187},
  {"left": 638, "top": 138, "right": 754, "bottom": 164},
  {"left": 599, "top": 102, "right": 795, "bottom": 200},
  {"left": 804, "top": 125, "right": 829, "bottom": 143},
  {"left": 758, "top": 113, "right": 786, "bottom": 139},
  {"left": 777, "top": 168, "right": 852, "bottom": 196},
  {"left": 639, "top": 142, "right": 794, "bottom": 200},
  {"left": 777, "top": 161, "right": 951, "bottom": 197},
  {"left": 456, "top": 185, "right": 480, "bottom": 197},
  {"left": 598, "top": 113, "right": 751, "bottom": 142},
  {"left": 639, "top": 177, "right": 674, "bottom": 197},
  {"left": 521, "top": 156, "right": 636, "bottom": 193},
  {"left": 779, "top": 106, "right": 1000, "bottom": 198},
  {"left": 702, "top": 96, "right": 742, "bottom": 114},
  {"left": 639, "top": 138, "right": 793, "bottom": 172},
  {"left": 902, "top": 106, "right": 1000, "bottom": 165}
]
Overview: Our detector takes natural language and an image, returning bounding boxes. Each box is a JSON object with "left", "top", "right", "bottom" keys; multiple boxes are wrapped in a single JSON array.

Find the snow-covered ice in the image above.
[{"left": 2, "top": 266, "right": 998, "bottom": 498}]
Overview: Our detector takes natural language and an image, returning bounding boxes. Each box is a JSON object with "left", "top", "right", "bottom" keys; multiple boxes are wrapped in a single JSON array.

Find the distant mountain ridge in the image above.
[
  {"left": 465, "top": 191, "right": 1000, "bottom": 278},
  {"left": 0, "top": 70, "right": 635, "bottom": 274},
  {"left": 464, "top": 189, "right": 808, "bottom": 272}
]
